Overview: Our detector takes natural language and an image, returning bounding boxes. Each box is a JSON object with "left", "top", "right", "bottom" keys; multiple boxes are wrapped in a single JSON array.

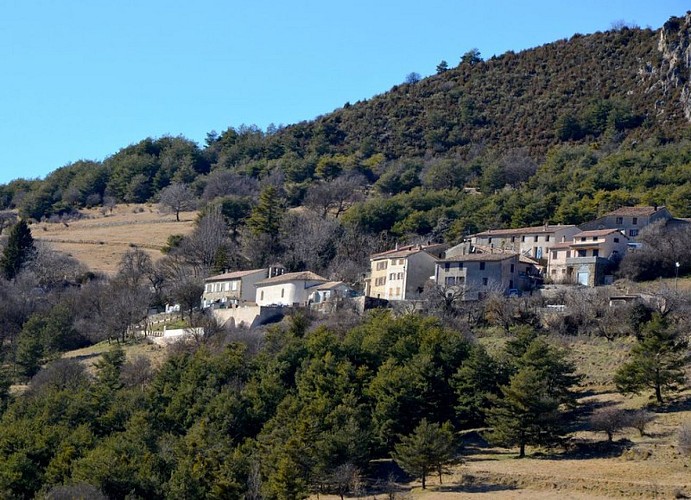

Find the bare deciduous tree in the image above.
[
  {"left": 589, "top": 406, "right": 629, "bottom": 442},
  {"left": 303, "top": 174, "right": 366, "bottom": 218},
  {"left": 159, "top": 182, "right": 196, "bottom": 222}
]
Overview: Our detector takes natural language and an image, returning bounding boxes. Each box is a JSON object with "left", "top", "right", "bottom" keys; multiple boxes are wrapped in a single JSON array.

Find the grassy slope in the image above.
[{"left": 30, "top": 204, "right": 197, "bottom": 275}]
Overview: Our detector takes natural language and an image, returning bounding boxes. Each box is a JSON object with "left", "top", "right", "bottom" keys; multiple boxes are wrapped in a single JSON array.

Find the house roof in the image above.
[
  {"left": 519, "top": 255, "right": 540, "bottom": 265},
  {"left": 371, "top": 243, "right": 446, "bottom": 260},
  {"left": 472, "top": 224, "right": 576, "bottom": 237},
  {"left": 604, "top": 205, "right": 666, "bottom": 217},
  {"left": 205, "top": 268, "right": 265, "bottom": 282},
  {"left": 438, "top": 252, "right": 518, "bottom": 263},
  {"left": 573, "top": 229, "right": 627, "bottom": 238},
  {"left": 255, "top": 271, "right": 328, "bottom": 287},
  {"left": 312, "top": 281, "right": 347, "bottom": 291}
]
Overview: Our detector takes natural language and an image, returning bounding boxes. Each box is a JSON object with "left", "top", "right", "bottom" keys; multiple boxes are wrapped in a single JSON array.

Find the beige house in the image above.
[
  {"left": 470, "top": 224, "right": 580, "bottom": 260},
  {"left": 578, "top": 205, "right": 672, "bottom": 239},
  {"left": 434, "top": 253, "right": 523, "bottom": 301},
  {"left": 202, "top": 269, "right": 268, "bottom": 308},
  {"left": 365, "top": 243, "right": 446, "bottom": 300},
  {"left": 547, "top": 229, "right": 629, "bottom": 285},
  {"left": 255, "top": 271, "right": 328, "bottom": 307}
]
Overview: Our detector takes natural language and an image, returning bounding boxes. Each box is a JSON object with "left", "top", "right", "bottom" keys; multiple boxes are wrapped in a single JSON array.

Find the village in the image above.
[{"left": 185, "top": 205, "right": 689, "bottom": 333}]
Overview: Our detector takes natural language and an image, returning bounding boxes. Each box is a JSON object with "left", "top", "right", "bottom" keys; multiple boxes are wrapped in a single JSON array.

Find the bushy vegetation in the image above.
[{"left": 0, "top": 19, "right": 690, "bottom": 247}]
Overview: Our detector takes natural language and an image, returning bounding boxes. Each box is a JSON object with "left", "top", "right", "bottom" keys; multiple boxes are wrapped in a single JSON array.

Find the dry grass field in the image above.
[{"left": 30, "top": 204, "right": 197, "bottom": 274}]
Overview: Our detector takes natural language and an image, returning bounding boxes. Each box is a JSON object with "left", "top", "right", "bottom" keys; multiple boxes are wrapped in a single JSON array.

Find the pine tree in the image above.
[
  {"left": 488, "top": 336, "right": 580, "bottom": 457},
  {"left": 614, "top": 313, "right": 687, "bottom": 404},
  {"left": 1, "top": 219, "right": 35, "bottom": 280},
  {"left": 246, "top": 186, "right": 283, "bottom": 239},
  {"left": 392, "top": 419, "right": 457, "bottom": 489}
]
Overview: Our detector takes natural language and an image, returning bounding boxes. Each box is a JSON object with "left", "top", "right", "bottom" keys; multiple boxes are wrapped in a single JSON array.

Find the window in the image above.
[
  {"left": 488, "top": 237, "right": 492, "bottom": 244},
  {"left": 399, "top": 259, "right": 405, "bottom": 265},
  {"left": 534, "top": 236, "right": 539, "bottom": 242},
  {"left": 281, "top": 288, "right": 285, "bottom": 298},
  {"left": 397, "top": 272, "right": 403, "bottom": 280},
  {"left": 389, "top": 273, "right": 396, "bottom": 280},
  {"left": 616, "top": 217, "right": 623, "bottom": 224},
  {"left": 629, "top": 229, "right": 639, "bottom": 237},
  {"left": 578, "top": 250, "right": 586, "bottom": 257},
  {"left": 552, "top": 250, "right": 557, "bottom": 260},
  {"left": 521, "top": 236, "right": 526, "bottom": 242},
  {"left": 511, "top": 236, "right": 515, "bottom": 243},
  {"left": 613, "top": 238, "right": 619, "bottom": 243},
  {"left": 445, "top": 276, "right": 456, "bottom": 286},
  {"left": 566, "top": 250, "right": 571, "bottom": 258},
  {"left": 510, "top": 264, "right": 515, "bottom": 273},
  {"left": 581, "top": 237, "right": 586, "bottom": 242},
  {"left": 545, "top": 235, "right": 550, "bottom": 242},
  {"left": 395, "top": 287, "right": 401, "bottom": 296},
  {"left": 592, "top": 249, "right": 599, "bottom": 257},
  {"left": 375, "top": 277, "right": 386, "bottom": 286},
  {"left": 444, "top": 262, "right": 450, "bottom": 270},
  {"left": 482, "top": 277, "right": 488, "bottom": 286},
  {"left": 458, "top": 262, "right": 463, "bottom": 269},
  {"left": 260, "top": 291, "right": 264, "bottom": 300},
  {"left": 632, "top": 217, "right": 638, "bottom": 225},
  {"left": 205, "top": 284, "right": 212, "bottom": 293},
  {"left": 479, "top": 262, "right": 486, "bottom": 270},
  {"left": 551, "top": 269, "right": 556, "bottom": 275},
  {"left": 376, "top": 261, "right": 387, "bottom": 271}
]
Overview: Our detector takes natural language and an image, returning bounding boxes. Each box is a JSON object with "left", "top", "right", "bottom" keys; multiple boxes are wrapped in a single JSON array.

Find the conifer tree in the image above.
[
  {"left": 614, "top": 313, "right": 687, "bottom": 404},
  {"left": 392, "top": 419, "right": 457, "bottom": 489},
  {"left": 1, "top": 219, "right": 35, "bottom": 280},
  {"left": 488, "top": 335, "right": 580, "bottom": 457}
]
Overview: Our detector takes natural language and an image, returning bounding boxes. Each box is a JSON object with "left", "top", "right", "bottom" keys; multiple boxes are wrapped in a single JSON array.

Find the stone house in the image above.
[
  {"left": 578, "top": 205, "right": 673, "bottom": 240},
  {"left": 469, "top": 224, "right": 580, "bottom": 260},
  {"left": 434, "top": 252, "right": 536, "bottom": 301},
  {"left": 365, "top": 243, "right": 446, "bottom": 301},
  {"left": 547, "top": 229, "right": 629, "bottom": 285}
]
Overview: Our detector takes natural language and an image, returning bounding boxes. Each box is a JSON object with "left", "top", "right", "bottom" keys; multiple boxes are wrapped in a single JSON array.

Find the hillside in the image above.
[
  {"left": 1, "top": 14, "right": 690, "bottom": 230},
  {"left": 31, "top": 204, "right": 196, "bottom": 274}
]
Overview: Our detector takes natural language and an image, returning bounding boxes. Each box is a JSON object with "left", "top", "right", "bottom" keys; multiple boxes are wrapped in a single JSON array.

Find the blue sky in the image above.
[{"left": 0, "top": 1, "right": 687, "bottom": 184}]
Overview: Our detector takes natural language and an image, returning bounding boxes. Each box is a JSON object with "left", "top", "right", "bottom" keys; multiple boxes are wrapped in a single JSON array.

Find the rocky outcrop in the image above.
[{"left": 658, "top": 12, "right": 691, "bottom": 121}]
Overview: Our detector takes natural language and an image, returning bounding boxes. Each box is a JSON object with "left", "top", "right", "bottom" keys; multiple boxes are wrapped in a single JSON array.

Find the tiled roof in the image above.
[
  {"left": 313, "top": 281, "right": 347, "bottom": 291},
  {"left": 205, "top": 269, "right": 265, "bottom": 282},
  {"left": 255, "top": 271, "right": 327, "bottom": 286},
  {"left": 439, "top": 252, "right": 518, "bottom": 263},
  {"left": 519, "top": 255, "right": 540, "bottom": 265},
  {"left": 574, "top": 229, "right": 625, "bottom": 238},
  {"left": 371, "top": 243, "right": 446, "bottom": 260},
  {"left": 473, "top": 224, "right": 576, "bottom": 237},
  {"left": 604, "top": 206, "right": 665, "bottom": 217}
]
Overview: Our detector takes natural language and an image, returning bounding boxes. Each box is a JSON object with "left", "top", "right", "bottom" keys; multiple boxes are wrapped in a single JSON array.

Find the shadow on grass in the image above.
[
  {"left": 436, "top": 473, "right": 517, "bottom": 494},
  {"left": 532, "top": 438, "right": 634, "bottom": 460},
  {"left": 654, "top": 395, "right": 691, "bottom": 414}
]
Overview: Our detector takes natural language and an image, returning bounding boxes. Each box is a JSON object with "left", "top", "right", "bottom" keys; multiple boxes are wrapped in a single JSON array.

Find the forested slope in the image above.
[{"left": 1, "top": 14, "right": 690, "bottom": 239}]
